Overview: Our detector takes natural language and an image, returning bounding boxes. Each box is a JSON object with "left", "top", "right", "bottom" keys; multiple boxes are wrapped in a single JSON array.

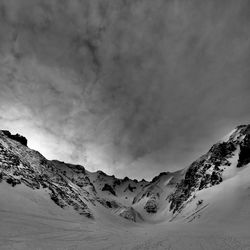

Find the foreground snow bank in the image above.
[{"left": 1, "top": 178, "right": 250, "bottom": 250}]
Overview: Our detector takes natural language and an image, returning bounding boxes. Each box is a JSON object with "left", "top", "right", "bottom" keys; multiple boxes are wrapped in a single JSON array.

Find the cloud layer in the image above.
[{"left": 0, "top": 0, "right": 250, "bottom": 179}]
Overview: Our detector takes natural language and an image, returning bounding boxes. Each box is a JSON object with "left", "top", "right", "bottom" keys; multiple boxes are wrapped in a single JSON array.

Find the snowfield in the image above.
[{"left": 1, "top": 126, "right": 250, "bottom": 249}]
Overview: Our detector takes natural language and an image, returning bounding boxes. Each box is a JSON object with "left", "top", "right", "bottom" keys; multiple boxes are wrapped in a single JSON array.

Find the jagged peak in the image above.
[
  {"left": 235, "top": 124, "right": 250, "bottom": 134},
  {"left": 220, "top": 124, "right": 250, "bottom": 143},
  {"left": 235, "top": 124, "right": 250, "bottom": 129}
]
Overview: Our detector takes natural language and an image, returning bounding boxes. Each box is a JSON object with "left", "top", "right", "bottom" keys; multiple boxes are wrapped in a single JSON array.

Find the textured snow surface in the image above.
[{"left": 0, "top": 179, "right": 250, "bottom": 250}]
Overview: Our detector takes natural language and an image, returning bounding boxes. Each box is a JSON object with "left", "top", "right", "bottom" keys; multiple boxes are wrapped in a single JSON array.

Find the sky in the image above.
[{"left": 0, "top": 0, "right": 250, "bottom": 180}]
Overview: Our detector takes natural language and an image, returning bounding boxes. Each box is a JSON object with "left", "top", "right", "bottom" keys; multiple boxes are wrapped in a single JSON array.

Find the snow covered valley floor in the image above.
[{"left": 1, "top": 180, "right": 250, "bottom": 250}]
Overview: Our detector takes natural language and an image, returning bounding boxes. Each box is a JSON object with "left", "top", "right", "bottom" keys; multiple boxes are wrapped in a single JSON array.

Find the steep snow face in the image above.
[
  {"left": 131, "top": 171, "right": 184, "bottom": 222},
  {"left": 168, "top": 124, "right": 250, "bottom": 218},
  {"left": 169, "top": 160, "right": 250, "bottom": 228}
]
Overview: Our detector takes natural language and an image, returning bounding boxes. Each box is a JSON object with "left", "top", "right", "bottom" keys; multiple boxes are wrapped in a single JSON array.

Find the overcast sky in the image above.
[{"left": 0, "top": 0, "right": 249, "bottom": 180}]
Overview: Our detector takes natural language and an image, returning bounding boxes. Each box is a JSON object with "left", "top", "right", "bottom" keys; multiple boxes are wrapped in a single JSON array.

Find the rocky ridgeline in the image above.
[
  {"left": 169, "top": 125, "right": 250, "bottom": 213},
  {"left": 1, "top": 130, "right": 28, "bottom": 146},
  {"left": 236, "top": 125, "right": 250, "bottom": 168},
  {"left": 0, "top": 130, "right": 148, "bottom": 221},
  {"left": 0, "top": 131, "right": 93, "bottom": 218}
]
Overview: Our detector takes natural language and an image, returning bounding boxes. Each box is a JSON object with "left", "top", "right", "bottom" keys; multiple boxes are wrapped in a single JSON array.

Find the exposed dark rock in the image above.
[
  {"left": 209, "top": 142, "right": 236, "bottom": 165},
  {"left": 50, "top": 192, "right": 66, "bottom": 208},
  {"left": 123, "top": 176, "right": 129, "bottom": 182},
  {"left": 6, "top": 177, "right": 21, "bottom": 187},
  {"left": 144, "top": 195, "right": 158, "bottom": 213},
  {"left": 210, "top": 171, "right": 223, "bottom": 185},
  {"left": 169, "top": 140, "right": 237, "bottom": 213},
  {"left": 102, "top": 183, "right": 116, "bottom": 196},
  {"left": 113, "top": 179, "right": 121, "bottom": 186},
  {"left": 127, "top": 183, "right": 136, "bottom": 192},
  {"left": 73, "top": 164, "right": 86, "bottom": 174},
  {"left": 237, "top": 134, "right": 250, "bottom": 168},
  {"left": 21, "top": 177, "right": 40, "bottom": 189},
  {"left": 105, "top": 200, "right": 119, "bottom": 208},
  {"left": 106, "top": 201, "right": 112, "bottom": 208},
  {"left": 119, "top": 207, "right": 138, "bottom": 222},
  {"left": 96, "top": 198, "right": 119, "bottom": 209},
  {"left": 2, "top": 130, "right": 28, "bottom": 146},
  {"left": 197, "top": 199, "right": 203, "bottom": 206}
]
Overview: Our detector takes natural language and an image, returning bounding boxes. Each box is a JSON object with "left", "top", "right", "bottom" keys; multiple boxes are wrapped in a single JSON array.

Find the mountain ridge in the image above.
[{"left": 0, "top": 124, "right": 250, "bottom": 223}]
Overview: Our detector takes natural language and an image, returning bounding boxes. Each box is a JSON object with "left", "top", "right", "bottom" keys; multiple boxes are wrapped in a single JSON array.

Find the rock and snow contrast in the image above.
[{"left": 0, "top": 125, "right": 250, "bottom": 249}]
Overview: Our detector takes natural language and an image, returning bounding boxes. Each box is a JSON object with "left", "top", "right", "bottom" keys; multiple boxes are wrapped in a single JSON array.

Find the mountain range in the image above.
[{"left": 0, "top": 125, "right": 250, "bottom": 249}]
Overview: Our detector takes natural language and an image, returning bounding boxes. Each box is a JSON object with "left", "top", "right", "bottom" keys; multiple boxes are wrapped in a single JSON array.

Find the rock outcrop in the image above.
[
  {"left": 1, "top": 130, "right": 28, "bottom": 146},
  {"left": 102, "top": 183, "right": 117, "bottom": 196}
]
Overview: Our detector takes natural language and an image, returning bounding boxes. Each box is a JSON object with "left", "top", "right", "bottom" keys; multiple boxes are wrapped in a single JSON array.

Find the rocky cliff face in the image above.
[
  {"left": 0, "top": 131, "right": 93, "bottom": 218},
  {"left": 169, "top": 125, "right": 250, "bottom": 214}
]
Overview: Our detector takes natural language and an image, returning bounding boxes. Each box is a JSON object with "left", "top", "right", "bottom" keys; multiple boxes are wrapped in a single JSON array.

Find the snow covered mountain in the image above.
[
  {"left": 168, "top": 125, "right": 250, "bottom": 220},
  {"left": 1, "top": 125, "right": 250, "bottom": 249},
  {"left": 0, "top": 129, "right": 149, "bottom": 222},
  {"left": 0, "top": 125, "right": 250, "bottom": 225}
]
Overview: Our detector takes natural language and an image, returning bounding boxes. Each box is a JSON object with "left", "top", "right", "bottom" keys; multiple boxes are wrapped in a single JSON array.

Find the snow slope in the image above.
[{"left": 1, "top": 180, "right": 250, "bottom": 250}]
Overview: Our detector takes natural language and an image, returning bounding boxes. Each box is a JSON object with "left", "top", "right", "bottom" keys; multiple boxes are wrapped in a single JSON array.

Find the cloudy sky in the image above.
[{"left": 0, "top": 0, "right": 249, "bottom": 180}]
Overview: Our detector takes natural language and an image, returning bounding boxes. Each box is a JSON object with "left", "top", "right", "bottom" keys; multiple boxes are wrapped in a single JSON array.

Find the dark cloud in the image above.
[{"left": 0, "top": 0, "right": 249, "bottom": 179}]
